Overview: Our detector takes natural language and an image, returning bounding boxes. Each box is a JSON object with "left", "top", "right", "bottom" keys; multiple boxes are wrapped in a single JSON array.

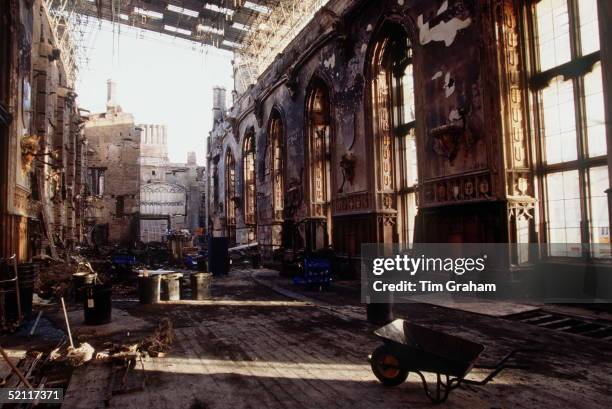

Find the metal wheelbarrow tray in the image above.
[{"left": 369, "top": 319, "right": 533, "bottom": 403}]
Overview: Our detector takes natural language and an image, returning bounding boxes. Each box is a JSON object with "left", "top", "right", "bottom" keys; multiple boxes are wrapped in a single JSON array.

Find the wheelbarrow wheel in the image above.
[{"left": 370, "top": 345, "right": 408, "bottom": 387}]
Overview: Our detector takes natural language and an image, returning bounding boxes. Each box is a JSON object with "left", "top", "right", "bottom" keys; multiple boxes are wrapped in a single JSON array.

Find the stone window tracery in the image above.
[
  {"left": 225, "top": 149, "right": 236, "bottom": 243},
  {"left": 268, "top": 112, "right": 284, "bottom": 221},
  {"left": 244, "top": 130, "right": 257, "bottom": 226},
  {"left": 370, "top": 25, "right": 419, "bottom": 244},
  {"left": 306, "top": 80, "right": 332, "bottom": 216},
  {"left": 528, "top": 0, "right": 608, "bottom": 258}
]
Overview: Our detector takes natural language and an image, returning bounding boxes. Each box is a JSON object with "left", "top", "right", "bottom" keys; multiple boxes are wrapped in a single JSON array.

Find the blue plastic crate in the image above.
[
  {"left": 111, "top": 255, "right": 136, "bottom": 265},
  {"left": 293, "top": 258, "right": 332, "bottom": 285}
]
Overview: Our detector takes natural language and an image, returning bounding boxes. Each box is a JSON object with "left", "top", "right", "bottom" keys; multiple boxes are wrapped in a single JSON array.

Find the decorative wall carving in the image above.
[
  {"left": 141, "top": 182, "right": 186, "bottom": 216},
  {"left": 13, "top": 187, "right": 29, "bottom": 217},
  {"left": 338, "top": 151, "right": 356, "bottom": 192},
  {"left": 333, "top": 192, "right": 371, "bottom": 214},
  {"left": 498, "top": 0, "right": 529, "bottom": 170},
  {"left": 421, "top": 172, "right": 492, "bottom": 206},
  {"left": 284, "top": 173, "right": 303, "bottom": 219}
]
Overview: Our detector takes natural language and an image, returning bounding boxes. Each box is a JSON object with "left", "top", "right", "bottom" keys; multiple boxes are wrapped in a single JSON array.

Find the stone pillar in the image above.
[{"left": 106, "top": 79, "right": 118, "bottom": 110}]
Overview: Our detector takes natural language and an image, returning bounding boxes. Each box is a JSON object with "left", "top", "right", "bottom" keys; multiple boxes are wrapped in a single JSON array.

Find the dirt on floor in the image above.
[{"left": 3, "top": 268, "right": 612, "bottom": 409}]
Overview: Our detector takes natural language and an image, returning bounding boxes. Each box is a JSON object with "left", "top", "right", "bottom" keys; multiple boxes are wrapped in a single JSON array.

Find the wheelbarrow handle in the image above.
[
  {"left": 475, "top": 348, "right": 540, "bottom": 369},
  {"left": 463, "top": 348, "right": 539, "bottom": 386}
]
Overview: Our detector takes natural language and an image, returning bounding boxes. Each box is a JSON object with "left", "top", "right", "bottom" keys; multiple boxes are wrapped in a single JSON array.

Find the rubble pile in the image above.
[
  {"left": 34, "top": 257, "right": 76, "bottom": 298},
  {"left": 139, "top": 318, "right": 175, "bottom": 357}
]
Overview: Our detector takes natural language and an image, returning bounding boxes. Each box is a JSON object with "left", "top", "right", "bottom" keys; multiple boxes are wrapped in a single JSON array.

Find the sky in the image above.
[{"left": 76, "top": 21, "right": 234, "bottom": 165}]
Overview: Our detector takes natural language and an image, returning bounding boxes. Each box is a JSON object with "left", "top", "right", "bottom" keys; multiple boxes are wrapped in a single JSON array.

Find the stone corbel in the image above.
[
  {"left": 332, "top": 15, "right": 355, "bottom": 61},
  {"left": 253, "top": 97, "right": 264, "bottom": 128},
  {"left": 230, "top": 196, "right": 242, "bottom": 208},
  {"left": 428, "top": 124, "right": 463, "bottom": 163},
  {"left": 228, "top": 117, "right": 239, "bottom": 141},
  {"left": 283, "top": 68, "right": 299, "bottom": 100},
  {"left": 338, "top": 151, "right": 356, "bottom": 193}
]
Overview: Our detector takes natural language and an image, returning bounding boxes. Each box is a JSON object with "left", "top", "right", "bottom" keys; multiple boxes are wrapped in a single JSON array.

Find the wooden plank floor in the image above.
[{"left": 62, "top": 271, "right": 612, "bottom": 409}]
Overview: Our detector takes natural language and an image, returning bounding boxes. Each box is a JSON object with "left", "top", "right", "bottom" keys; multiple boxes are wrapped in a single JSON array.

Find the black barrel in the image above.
[
  {"left": 17, "top": 285, "right": 34, "bottom": 318},
  {"left": 190, "top": 273, "right": 212, "bottom": 300},
  {"left": 17, "top": 263, "right": 37, "bottom": 318},
  {"left": 1, "top": 263, "right": 38, "bottom": 320},
  {"left": 209, "top": 237, "right": 229, "bottom": 276},
  {"left": 2, "top": 288, "right": 27, "bottom": 321},
  {"left": 197, "top": 256, "right": 208, "bottom": 272},
  {"left": 17, "top": 263, "right": 38, "bottom": 283},
  {"left": 138, "top": 275, "right": 161, "bottom": 304},
  {"left": 251, "top": 254, "right": 261, "bottom": 269},
  {"left": 83, "top": 284, "right": 112, "bottom": 325},
  {"left": 161, "top": 274, "right": 181, "bottom": 301}
]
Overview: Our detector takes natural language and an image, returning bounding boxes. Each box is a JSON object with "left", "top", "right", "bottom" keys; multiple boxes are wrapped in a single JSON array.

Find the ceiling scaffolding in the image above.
[
  {"left": 44, "top": 0, "right": 330, "bottom": 87},
  {"left": 44, "top": 0, "right": 99, "bottom": 87},
  {"left": 236, "top": 0, "right": 329, "bottom": 88}
]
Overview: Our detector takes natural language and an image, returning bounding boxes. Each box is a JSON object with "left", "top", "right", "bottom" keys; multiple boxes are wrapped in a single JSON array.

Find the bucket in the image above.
[
  {"left": 190, "top": 273, "right": 212, "bottom": 300},
  {"left": 73, "top": 273, "right": 96, "bottom": 302},
  {"left": 83, "top": 284, "right": 112, "bottom": 325},
  {"left": 138, "top": 275, "right": 161, "bottom": 304},
  {"left": 161, "top": 274, "right": 181, "bottom": 301}
]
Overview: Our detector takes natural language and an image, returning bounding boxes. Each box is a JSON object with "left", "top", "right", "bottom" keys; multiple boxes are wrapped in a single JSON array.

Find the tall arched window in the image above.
[
  {"left": 268, "top": 112, "right": 284, "bottom": 220},
  {"left": 306, "top": 79, "right": 332, "bottom": 218},
  {"left": 370, "top": 24, "right": 418, "bottom": 243},
  {"left": 243, "top": 130, "right": 257, "bottom": 227},
  {"left": 225, "top": 149, "right": 236, "bottom": 244},
  {"left": 528, "top": 0, "right": 608, "bottom": 258}
]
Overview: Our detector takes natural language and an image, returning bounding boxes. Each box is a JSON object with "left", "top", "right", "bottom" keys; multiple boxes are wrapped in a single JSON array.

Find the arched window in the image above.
[
  {"left": 370, "top": 24, "right": 418, "bottom": 243},
  {"left": 528, "top": 0, "right": 608, "bottom": 258},
  {"left": 243, "top": 130, "right": 256, "bottom": 226},
  {"left": 306, "top": 79, "right": 332, "bottom": 216},
  {"left": 268, "top": 112, "right": 284, "bottom": 220},
  {"left": 225, "top": 149, "right": 236, "bottom": 244}
]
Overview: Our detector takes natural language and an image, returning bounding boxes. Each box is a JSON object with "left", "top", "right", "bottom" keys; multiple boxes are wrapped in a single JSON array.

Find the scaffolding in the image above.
[
  {"left": 44, "top": 0, "right": 98, "bottom": 87},
  {"left": 42, "top": 1, "right": 330, "bottom": 89},
  {"left": 235, "top": 0, "right": 330, "bottom": 88}
]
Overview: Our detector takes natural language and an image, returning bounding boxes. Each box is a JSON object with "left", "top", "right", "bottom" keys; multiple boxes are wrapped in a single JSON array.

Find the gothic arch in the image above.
[
  {"left": 225, "top": 148, "right": 237, "bottom": 244},
  {"left": 242, "top": 126, "right": 257, "bottom": 231},
  {"left": 267, "top": 107, "right": 285, "bottom": 221},
  {"left": 304, "top": 74, "right": 335, "bottom": 248},
  {"left": 365, "top": 19, "right": 420, "bottom": 244}
]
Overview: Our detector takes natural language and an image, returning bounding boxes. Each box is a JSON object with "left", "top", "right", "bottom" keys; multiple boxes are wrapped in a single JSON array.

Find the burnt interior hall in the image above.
[
  {"left": 206, "top": 0, "right": 612, "bottom": 271},
  {"left": 1, "top": 1, "right": 612, "bottom": 409}
]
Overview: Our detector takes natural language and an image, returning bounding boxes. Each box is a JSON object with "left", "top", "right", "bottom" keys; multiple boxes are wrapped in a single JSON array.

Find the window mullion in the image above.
[{"left": 567, "top": 0, "right": 580, "bottom": 61}]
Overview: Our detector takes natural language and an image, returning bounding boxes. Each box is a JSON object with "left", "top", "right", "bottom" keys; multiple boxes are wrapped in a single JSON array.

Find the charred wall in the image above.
[
  {"left": 84, "top": 112, "right": 141, "bottom": 246},
  {"left": 207, "top": 0, "right": 612, "bottom": 269},
  {"left": 1, "top": 0, "right": 88, "bottom": 261}
]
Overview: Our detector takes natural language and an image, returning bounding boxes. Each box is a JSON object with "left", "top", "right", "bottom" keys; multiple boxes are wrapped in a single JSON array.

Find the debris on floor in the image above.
[
  {"left": 139, "top": 318, "right": 175, "bottom": 357},
  {"left": 50, "top": 342, "right": 95, "bottom": 367}
]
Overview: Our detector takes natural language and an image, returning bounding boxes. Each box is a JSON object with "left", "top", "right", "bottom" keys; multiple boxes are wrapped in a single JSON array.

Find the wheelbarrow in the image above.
[{"left": 369, "top": 319, "right": 533, "bottom": 403}]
